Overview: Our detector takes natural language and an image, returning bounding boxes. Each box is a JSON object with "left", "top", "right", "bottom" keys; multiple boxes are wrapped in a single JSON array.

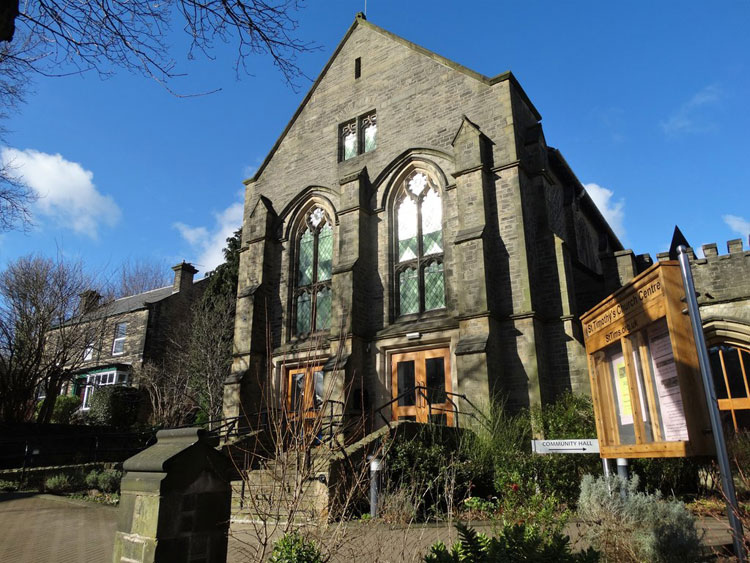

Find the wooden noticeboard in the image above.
[{"left": 580, "top": 261, "right": 714, "bottom": 458}]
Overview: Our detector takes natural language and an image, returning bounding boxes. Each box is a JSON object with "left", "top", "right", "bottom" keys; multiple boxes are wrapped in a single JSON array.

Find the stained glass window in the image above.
[
  {"left": 395, "top": 170, "right": 446, "bottom": 316},
  {"left": 399, "top": 267, "right": 419, "bottom": 315},
  {"left": 339, "top": 112, "right": 376, "bottom": 161},
  {"left": 315, "top": 287, "right": 332, "bottom": 330},
  {"left": 424, "top": 262, "right": 446, "bottom": 310},
  {"left": 342, "top": 122, "right": 357, "bottom": 160},
  {"left": 362, "top": 113, "right": 377, "bottom": 153},
  {"left": 294, "top": 207, "right": 334, "bottom": 336},
  {"left": 397, "top": 198, "right": 418, "bottom": 262},
  {"left": 298, "top": 229, "right": 314, "bottom": 285},
  {"left": 317, "top": 224, "right": 333, "bottom": 281},
  {"left": 296, "top": 292, "right": 311, "bottom": 334}
]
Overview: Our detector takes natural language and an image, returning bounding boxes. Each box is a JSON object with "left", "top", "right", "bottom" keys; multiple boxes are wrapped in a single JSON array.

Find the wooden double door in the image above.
[
  {"left": 391, "top": 348, "right": 453, "bottom": 425},
  {"left": 286, "top": 365, "right": 325, "bottom": 438}
]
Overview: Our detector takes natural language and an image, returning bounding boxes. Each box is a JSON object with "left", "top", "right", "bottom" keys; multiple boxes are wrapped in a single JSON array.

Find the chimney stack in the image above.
[
  {"left": 78, "top": 290, "right": 102, "bottom": 314},
  {"left": 172, "top": 261, "right": 198, "bottom": 293}
]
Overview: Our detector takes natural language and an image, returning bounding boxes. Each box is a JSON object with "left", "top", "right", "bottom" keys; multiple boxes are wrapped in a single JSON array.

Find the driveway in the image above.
[{"left": 0, "top": 492, "right": 736, "bottom": 562}]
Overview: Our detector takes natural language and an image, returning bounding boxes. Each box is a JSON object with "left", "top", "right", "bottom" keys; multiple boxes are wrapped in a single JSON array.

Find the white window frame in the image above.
[
  {"left": 81, "top": 370, "right": 127, "bottom": 410},
  {"left": 83, "top": 342, "right": 94, "bottom": 362},
  {"left": 112, "top": 322, "right": 127, "bottom": 355}
]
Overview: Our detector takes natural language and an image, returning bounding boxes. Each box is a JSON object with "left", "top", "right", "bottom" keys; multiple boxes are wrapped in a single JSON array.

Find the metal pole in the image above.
[
  {"left": 677, "top": 245, "right": 745, "bottom": 561},
  {"left": 616, "top": 458, "right": 629, "bottom": 500},
  {"left": 369, "top": 456, "right": 381, "bottom": 518}
]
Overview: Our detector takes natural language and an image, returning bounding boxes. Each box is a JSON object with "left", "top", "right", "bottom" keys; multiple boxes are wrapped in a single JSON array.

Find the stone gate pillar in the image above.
[{"left": 112, "top": 428, "right": 231, "bottom": 563}]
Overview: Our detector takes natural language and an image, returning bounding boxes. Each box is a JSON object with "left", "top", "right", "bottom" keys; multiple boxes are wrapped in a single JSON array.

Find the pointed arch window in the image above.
[
  {"left": 294, "top": 207, "right": 333, "bottom": 335},
  {"left": 395, "top": 171, "right": 446, "bottom": 316}
]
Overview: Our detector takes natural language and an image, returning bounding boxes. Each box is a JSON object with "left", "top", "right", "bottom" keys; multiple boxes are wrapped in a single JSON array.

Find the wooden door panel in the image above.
[{"left": 391, "top": 348, "right": 452, "bottom": 425}]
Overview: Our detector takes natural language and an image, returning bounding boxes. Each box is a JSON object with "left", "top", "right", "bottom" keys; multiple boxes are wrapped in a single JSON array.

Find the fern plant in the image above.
[{"left": 424, "top": 521, "right": 599, "bottom": 562}]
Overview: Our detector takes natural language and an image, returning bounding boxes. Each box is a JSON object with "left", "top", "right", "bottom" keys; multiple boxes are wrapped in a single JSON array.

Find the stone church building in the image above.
[{"left": 222, "top": 14, "right": 645, "bottom": 437}]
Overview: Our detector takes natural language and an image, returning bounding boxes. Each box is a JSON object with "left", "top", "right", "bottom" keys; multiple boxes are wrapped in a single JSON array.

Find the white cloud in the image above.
[
  {"left": 1, "top": 147, "right": 121, "bottom": 238},
  {"left": 660, "top": 85, "right": 721, "bottom": 136},
  {"left": 174, "top": 223, "right": 209, "bottom": 246},
  {"left": 723, "top": 214, "right": 750, "bottom": 238},
  {"left": 584, "top": 183, "right": 626, "bottom": 241},
  {"left": 174, "top": 199, "right": 243, "bottom": 272}
]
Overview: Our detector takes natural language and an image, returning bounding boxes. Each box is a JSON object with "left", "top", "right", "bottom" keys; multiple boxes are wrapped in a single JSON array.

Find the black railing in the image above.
[
  {"left": 373, "top": 386, "right": 486, "bottom": 430},
  {"left": 204, "top": 400, "right": 345, "bottom": 449},
  {"left": 0, "top": 426, "right": 156, "bottom": 471}
]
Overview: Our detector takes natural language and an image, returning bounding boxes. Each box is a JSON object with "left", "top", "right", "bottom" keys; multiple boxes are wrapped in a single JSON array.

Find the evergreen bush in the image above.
[
  {"left": 88, "top": 385, "right": 142, "bottom": 426},
  {"left": 577, "top": 474, "right": 703, "bottom": 562},
  {"left": 85, "top": 469, "right": 101, "bottom": 489},
  {"left": 96, "top": 468, "right": 122, "bottom": 493},
  {"left": 45, "top": 473, "right": 74, "bottom": 493},
  {"left": 51, "top": 394, "right": 83, "bottom": 423},
  {"left": 269, "top": 531, "right": 324, "bottom": 563}
]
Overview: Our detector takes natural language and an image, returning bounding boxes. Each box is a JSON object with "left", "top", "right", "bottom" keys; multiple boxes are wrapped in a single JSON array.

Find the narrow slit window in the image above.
[{"left": 354, "top": 57, "right": 361, "bottom": 79}]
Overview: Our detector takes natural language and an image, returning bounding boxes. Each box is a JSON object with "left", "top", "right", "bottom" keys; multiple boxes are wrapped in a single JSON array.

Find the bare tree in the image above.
[
  {"left": 138, "top": 231, "right": 240, "bottom": 427},
  {"left": 0, "top": 41, "right": 35, "bottom": 232},
  {"left": 113, "top": 258, "right": 172, "bottom": 298},
  {"left": 0, "top": 254, "right": 105, "bottom": 423},
  {"left": 186, "top": 291, "right": 235, "bottom": 425},
  {"left": 136, "top": 359, "right": 197, "bottom": 428},
  {"left": 2, "top": 0, "right": 313, "bottom": 89}
]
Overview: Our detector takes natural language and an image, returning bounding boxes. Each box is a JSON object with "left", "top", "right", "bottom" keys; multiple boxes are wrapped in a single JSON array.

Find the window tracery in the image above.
[
  {"left": 394, "top": 170, "right": 446, "bottom": 316},
  {"left": 294, "top": 206, "right": 333, "bottom": 335}
]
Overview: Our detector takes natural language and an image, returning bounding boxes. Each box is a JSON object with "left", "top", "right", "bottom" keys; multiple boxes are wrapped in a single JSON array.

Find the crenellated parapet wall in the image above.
[{"left": 653, "top": 238, "right": 750, "bottom": 325}]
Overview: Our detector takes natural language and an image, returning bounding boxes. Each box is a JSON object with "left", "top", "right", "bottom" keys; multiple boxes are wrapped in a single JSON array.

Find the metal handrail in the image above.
[{"left": 373, "top": 385, "right": 485, "bottom": 429}]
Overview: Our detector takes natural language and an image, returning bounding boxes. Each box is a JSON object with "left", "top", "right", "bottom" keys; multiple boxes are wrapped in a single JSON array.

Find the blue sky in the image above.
[{"left": 2, "top": 1, "right": 749, "bottom": 281}]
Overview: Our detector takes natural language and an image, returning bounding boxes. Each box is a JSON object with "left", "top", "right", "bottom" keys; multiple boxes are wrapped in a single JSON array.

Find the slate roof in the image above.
[
  {"left": 107, "top": 277, "right": 208, "bottom": 316},
  {"left": 108, "top": 285, "right": 175, "bottom": 315}
]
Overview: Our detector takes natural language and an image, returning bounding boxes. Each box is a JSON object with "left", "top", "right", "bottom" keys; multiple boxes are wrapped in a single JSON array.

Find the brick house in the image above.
[
  {"left": 71, "top": 262, "right": 204, "bottom": 409},
  {"left": 222, "top": 13, "right": 638, "bottom": 440}
]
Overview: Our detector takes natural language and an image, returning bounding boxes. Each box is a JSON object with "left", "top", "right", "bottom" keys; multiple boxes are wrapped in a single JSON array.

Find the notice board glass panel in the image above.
[
  {"left": 645, "top": 318, "right": 689, "bottom": 442},
  {"left": 603, "top": 341, "right": 636, "bottom": 445}
]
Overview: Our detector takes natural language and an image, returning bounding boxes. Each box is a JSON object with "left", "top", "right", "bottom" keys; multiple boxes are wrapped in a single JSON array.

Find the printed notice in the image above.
[
  {"left": 648, "top": 319, "right": 688, "bottom": 441},
  {"left": 611, "top": 351, "right": 633, "bottom": 426}
]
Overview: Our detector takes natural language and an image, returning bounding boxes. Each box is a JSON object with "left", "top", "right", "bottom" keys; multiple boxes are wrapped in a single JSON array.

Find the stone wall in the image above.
[
  {"left": 228, "top": 15, "right": 625, "bottom": 424},
  {"left": 655, "top": 238, "right": 750, "bottom": 326}
]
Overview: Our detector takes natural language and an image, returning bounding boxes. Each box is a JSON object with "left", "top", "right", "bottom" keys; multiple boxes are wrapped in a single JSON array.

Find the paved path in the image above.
[
  {"left": 0, "top": 493, "right": 117, "bottom": 563},
  {"left": 0, "top": 492, "right": 737, "bottom": 562}
]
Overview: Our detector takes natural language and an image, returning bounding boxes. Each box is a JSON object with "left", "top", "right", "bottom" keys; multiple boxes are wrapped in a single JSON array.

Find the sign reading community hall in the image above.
[{"left": 581, "top": 261, "right": 714, "bottom": 458}]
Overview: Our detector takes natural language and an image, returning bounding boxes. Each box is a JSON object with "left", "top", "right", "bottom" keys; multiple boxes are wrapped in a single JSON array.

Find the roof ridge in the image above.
[{"left": 113, "top": 283, "right": 173, "bottom": 302}]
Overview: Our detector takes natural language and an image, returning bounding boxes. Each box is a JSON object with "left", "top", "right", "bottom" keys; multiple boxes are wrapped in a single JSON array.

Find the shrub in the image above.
[
  {"left": 0, "top": 479, "right": 18, "bottom": 491},
  {"left": 89, "top": 386, "right": 142, "bottom": 427},
  {"left": 530, "top": 392, "right": 602, "bottom": 504},
  {"left": 577, "top": 474, "right": 703, "bottom": 563},
  {"left": 269, "top": 531, "right": 324, "bottom": 563},
  {"left": 45, "top": 473, "right": 74, "bottom": 493},
  {"left": 50, "top": 395, "right": 83, "bottom": 424},
  {"left": 423, "top": 521, "right": 600, "bottom": 562},
  {"left": 628, "top": 457, "right": 701, "bottom": 497},
  {"left": 463, "top": 394, "right": 600, "bottom": 507},
  {"left": 96, "top": 469, "right": 122, "bottom": 493},
  {"left": 385, "top": 426, "right": 483, "bottom": 520},
  {"left": 85, "top": 469, "right": 101, "bottom": 489}
]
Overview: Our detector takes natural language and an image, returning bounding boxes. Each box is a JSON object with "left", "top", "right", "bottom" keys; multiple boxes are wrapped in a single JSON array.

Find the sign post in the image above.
[{"left": 676, "top": 245, "right": 745, "bottom": 561}]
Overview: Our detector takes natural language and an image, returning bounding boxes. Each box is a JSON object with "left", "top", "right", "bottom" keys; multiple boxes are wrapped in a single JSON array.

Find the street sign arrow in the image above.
[{"left": 531, "top": 439, "right": 600, "bottom": 454}]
